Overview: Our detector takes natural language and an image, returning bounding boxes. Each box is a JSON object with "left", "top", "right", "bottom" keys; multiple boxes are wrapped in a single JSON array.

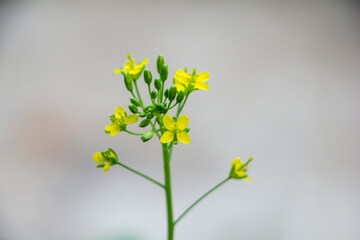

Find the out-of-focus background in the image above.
[{"left": 1, "top": 0, "right": 359, "bottom": 239}]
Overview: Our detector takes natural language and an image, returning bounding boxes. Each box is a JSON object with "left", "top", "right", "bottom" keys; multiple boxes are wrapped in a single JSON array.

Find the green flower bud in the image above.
[
  {"left": 157, "top": 55, "right": 165, "bottom": 74},
  {"left": 130, "top": 98, "right": 141, "bottom": 107},
  {"left": 143, "top": 105, "right": 154, "bottom": 112},
  {"left": 164, "top": 88, "right": 169, "bottom": 99},
  {"left": 124, "top": 73, "right": 133, "bottom": 91},
  {"left": 141, "top": 131, "right": 154, "bottom": 142},
  {"left": 128, "top": 105, "right": 138, "bottom": 114},
  {"left": 154, "top": 78, "right": 162, "bottom": 90},
  {"left": 144, "top": 68, "right": 152, "bottom": 85},
  {"left": 168, "top": 86, "right": 177, "bottom": 101},
  {"left": 139, "top": 119, "right": 151, "bottom": 128},
  {"left": 151, "top": 90, "right": 157, "bottom": 99},
  {"left": 160, "top": 64, "right": 168, "bottom": 81},
  {"left": 139, "top": 112, "right": 146, "bottom": 118},
  {"left": 176, "top": 90, "right": 185, "bottom": 103},
  {"left": 147, "top": 113, "right": 154, "bottom": 119}
]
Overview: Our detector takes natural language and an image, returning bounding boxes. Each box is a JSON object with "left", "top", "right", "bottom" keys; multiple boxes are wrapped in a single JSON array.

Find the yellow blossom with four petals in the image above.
[
  {"left": 174, "top": 69, "right": 210, "bottom": 92},
  {"left": 93, "top": 149, "right": 118, "bottom": 172},
  {"left": 105, "top": 106, "right": 139, "bottom": 136},
  {"left": 229, "top": 157, "right": 252, "bottom": 181},
  {"left": 160, "top": 114, "right": 191, "bottom": 144},
  {"left": 114, "top": 54, "right": 149, "bottom": 80}
]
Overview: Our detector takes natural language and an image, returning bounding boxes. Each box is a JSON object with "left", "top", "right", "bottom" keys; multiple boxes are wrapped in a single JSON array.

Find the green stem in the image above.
[
  {"left": 134, "top": 80, "right": 144, "bottom": 105},
  {"left": 174, "top": 177, "right": 231, "bottom": 225},
  {"left": 148, "top": 84, "right": 155, "bottom": 104},
  {"left": 124, "top": 130, "right": 143, "bottom": 136},
  {"left": 162, "top": 143, "right": 174, "bottom": 240},
  {"left": 116, "top": 162, "right": 164, "bottom": 188},
  {"left": 176, "top": 93, "right": 189, "bottom": 117}
]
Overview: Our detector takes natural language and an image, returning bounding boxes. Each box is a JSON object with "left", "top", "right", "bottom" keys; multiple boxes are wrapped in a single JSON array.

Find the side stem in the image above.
[{"left": 174, "top": 177, "right": 231, "bottom": 225}]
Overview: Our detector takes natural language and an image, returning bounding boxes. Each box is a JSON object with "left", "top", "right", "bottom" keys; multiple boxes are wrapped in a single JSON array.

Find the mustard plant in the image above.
[{"left": 93, "top": 54, "right": 253, "bottom": 240}]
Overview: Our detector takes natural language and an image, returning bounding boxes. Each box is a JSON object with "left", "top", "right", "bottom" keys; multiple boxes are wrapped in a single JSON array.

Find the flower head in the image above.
[
  {"left": 174, "top": 68, "right": 209, "bottom": 92},
  {"left": 114, "top": 54, "right": 149, "bottom": 80},
  {"left": 105, "top": 106, "right": 139, "bottom": 136},
  {"left": 229, "top": 157, "right": 253, "bottom": 181},
  {"left": 93, "top": 148, "right": 118, "bottom": 172},
  {"left": 160, "top": 114, "right": 191, "bottom": 144}
]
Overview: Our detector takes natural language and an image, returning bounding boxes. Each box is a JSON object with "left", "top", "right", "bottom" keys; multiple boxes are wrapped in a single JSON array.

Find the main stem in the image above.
[{"left": 162, "top": 143, "right": 174, "bottom": 240}]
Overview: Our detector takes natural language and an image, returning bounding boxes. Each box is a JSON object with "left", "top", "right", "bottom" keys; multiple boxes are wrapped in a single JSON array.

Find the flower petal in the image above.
[
  {"left": 174, "top": 82, "right": 186, "bottom": 91},
  {"left": 140, "top": 58, "right": 149, "bottom": 65},
  {"left": 195, "top": 72, "right": 210, "bottom": 82},
  {"left": 115, "top": 106, "right": 125, "bottom": 119},
  {"left": 177, "top": 131, "right": 191, "bottom": 144},
  {"left": 93, "top": 152, "right": 106, "bottom": 163},
  {"left": 175, "top": 69, "right": 191, "bottom": 84},
  {"left": 105, "top": 122, "right": 121, "bottom": 136},
  {"left": 103, "top": 162, "right": 111, "bottom": 172},
  {"left": 177, "top": 115, "right": 189, "bottom": 130},
  {"left": 163, "top": 114, "right": 175, "bottom": 131},
  {"left": 114, "top": 69, "right": 122, "bottom": 74},
  {"left": 160, "top": 131, "right": 174, "bottom": 143},
  {"left": 124, "top": 114, "right": 139, "bottom": 124},
  {"left": 245, "top": 177, "right": 252, "bottom": 182},
  {"left": 194, "top": 82, "right": 209, "bottom": 91}
]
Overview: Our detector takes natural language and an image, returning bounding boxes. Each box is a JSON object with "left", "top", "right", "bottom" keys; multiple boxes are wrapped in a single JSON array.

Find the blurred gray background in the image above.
[{"left": 1, "top": 1, "right": 359, "bottom": 240}]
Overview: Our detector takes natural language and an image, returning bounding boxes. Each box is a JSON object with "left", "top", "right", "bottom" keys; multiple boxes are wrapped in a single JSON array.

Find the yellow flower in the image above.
[
  {"left": 160, "top": 114, "right": 191, "bottom": 144},
  {"left": 93, "top": 148, "right": 118, "bottom": 172},
  {"left": 174, "top": 68, "right": 209, "bottom": 92},
  {"left": 114, "top": 54, "right": 149, "bottom": 80},
  {"left": 105, "top": 106, "right": 139, "bottom": 136},
  {"left": 229, "top": 157, "right": 252, "bottom": 181}
]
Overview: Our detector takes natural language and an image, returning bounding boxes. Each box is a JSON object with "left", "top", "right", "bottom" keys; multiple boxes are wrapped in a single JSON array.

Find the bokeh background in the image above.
[{"left": 1, "top": 1, "right": 360, "bottom": 239}]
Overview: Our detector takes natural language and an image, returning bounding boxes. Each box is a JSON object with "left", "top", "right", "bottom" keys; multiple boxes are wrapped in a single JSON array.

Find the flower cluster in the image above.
[{"left": 94, "top": 53, "right": 252, "bottom": 182}]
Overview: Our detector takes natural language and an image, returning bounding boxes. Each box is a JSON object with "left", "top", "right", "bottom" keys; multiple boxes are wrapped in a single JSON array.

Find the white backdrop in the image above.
[{"left": 0, "top": 1, "right": 359, "bottom": 240}]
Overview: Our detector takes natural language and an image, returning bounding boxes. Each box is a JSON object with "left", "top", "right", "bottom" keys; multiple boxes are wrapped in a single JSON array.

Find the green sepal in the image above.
[
  {"left": 141, "top": 131, "right": 154, "bottom": 142},
  {"left": 109, "top": 114, "right": 116, "bottom": 122},
  {"left": 156, "top": 55, "right": 164, "bottom": 74},
  {"left": 124, "top": 73, "right": 133, "bottom": 91},
  {"left": 184, "top": 128, "right": 190, "bottom": 133},
  {"left": 139, "top": 119, "right": 151, "bottom": 128},
  {"left": 160, "top": 64, "right": 168, "bottom": 81},
  {"left": 97, "top": 164, "right": 105, "bottom": 168},
  {"left": 120, "top": 124, "right": 127, "bottom": 131},
  {"left": 144, "top": 68, "right": 152, "bottom": 85},
  {"left": 154, "top": 78, "right": 162, "bottom": 90}
]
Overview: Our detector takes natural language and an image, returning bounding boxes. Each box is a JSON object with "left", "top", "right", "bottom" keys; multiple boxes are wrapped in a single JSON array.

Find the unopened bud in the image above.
[
  {"left": 154, "top": 78, "right": 162, "bottom": 90},
  {"left": 141, "top": 131, "right": 154, "bottom": 142},
  {"left": 156, "top": 55, "right": 164, "bottom": 74},
  {"left": 139, "top": 119, "right": 151, "bottom": 128},
  {"left": 144, "top": 69, "right": 152, "bottom": 85},
  {"left": 128, "top": 105, "right": 138, "bottom": 114},
  {"left": 176, "top": 90, "right": 185, "bottom": 103},
  {"left": 160, "top": 64, "right": 168, "bottom": 81}
]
